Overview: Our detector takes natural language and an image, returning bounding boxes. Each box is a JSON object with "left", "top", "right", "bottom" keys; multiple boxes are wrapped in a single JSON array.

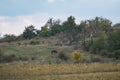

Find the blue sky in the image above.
[{"left": 0, "top": 0, "right": 120, "bottom": 35}]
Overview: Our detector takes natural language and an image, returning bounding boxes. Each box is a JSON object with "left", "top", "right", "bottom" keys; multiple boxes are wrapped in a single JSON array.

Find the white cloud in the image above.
[
  {"left": 0, "top": 15, "right": 44, "bottom": 35},
  {"left": 0, "top": 12, "right": 118, "bottom": 36},
  {"left": 48, "top": 0, "right": 55, "bottom": 3},
  {"left": 47, "top": 0, "right": 64, "bottom": 3},
  {"left": 0, "top": 13, "right": 68, "bottom": 36}
]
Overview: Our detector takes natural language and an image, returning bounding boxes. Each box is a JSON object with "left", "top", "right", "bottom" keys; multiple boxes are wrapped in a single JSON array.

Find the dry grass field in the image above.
[{"left": 0, "top": 63, "right": 120, "bottom": 80}]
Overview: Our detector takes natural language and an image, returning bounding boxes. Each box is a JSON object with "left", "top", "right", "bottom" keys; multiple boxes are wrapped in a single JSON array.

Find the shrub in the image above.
[
  {"left": 58, "top": 52, "right": 68, "bottom": 61},
  {"left": 85, "top": 39, "right": 93, "bottom": 51},
  {"left": 0, "top": 53, "right": 19, "bottom": 63},
  {"left": 107, "top": 29, "right": 120, "bottom": 52},
  {"left": 48, "top": 57, "right": 52, "bottom": 64},
  {"left": 114, "top": 50, "right": 120, "bottom": 59},
  {"left": 106, "top": 53, "right": 114, "bottom": 58},
  {"left": 91, "top": 56, "right": 103, "bottom": 62},
  {"left": 0, "top": 49, "right": 4, "bottom": 62},
  {"left": 30, "top": 41, "right": 39, "bottom": 45},
  {"left": 71, "top": 51, "right": 83, "bottom": 63},
  {"left": 82, "top": 56, "right": 92, "bottom": 63},
  {"left": 89, "top": 36, "right": 107, "bottom": 54},
  {"left": 31, "top": 56, "right": 37, "bottom": 60},
  {"left": 0, "top": 49, "right": 3, "bottom": 56},
  {"left": 4, "top": 54, "right": 16, "bottom": 62},
  {"left": 100, "top": 49, "right": 108, "bottom": 56},
  {"left": 19, "top": 56, "right": 29, "bottom": 61}
]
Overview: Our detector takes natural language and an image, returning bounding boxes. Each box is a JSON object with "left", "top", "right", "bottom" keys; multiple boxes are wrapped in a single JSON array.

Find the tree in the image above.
[
  {"left": 114, "top": 50, "right": 120, "bottom": 59},
  {"left": 40, "top": 25, "right": 51, "bottom": 37},
  {"left": 51, "top": 24, "right": 61, "bottom": 35},
  {"left": 22, "top": 25, "right": 37, "bottom": 39},
  {"left": 90, "top": 36, "right": 106, "bottom": 54},
  {"left": 99, "top": 18, "right": 112, "bottom": 33},
  {"left": 80, "top": 21, "right": 87, "bottom": 49},
  {"left": 62, "top": 16, "right": 76, "bottom": 33},
  {"left": 51, "top": 19, "right": 62, "bottom": 35},
  {"left": 107, "top": 29, "right": 120, "bottom": 52},
  {"left": 41, "top": 18, "right": 62, "bottom": 36},
  {"left": 84, "top": 17, "right": 112, "bottom": 38},
  {"left": 47, "top": 18, "right": 54, "bottom": 29},
  {"left": 0, "top": 34, "right": 16, "bottom": 42},
  {"left": 62, "top": 16, "right": 76, "bottom": 45}
]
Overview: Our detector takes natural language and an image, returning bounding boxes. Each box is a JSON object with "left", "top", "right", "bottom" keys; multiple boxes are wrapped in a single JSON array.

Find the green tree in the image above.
[
  {"left": 0, "top": 34, "right": 16, "bottom": 42},
  {"left": 47, "top": 18, "right": 54, "bottom": 29},
  {"left": 62, "top": 16, "right": 76, "bottom": 45},
  {"left": 114, "top": 50, "right": 120, "bottom": 59},
  {"left": 62, "top": 16, "right": 76, "bottom": 33},
  {"left": 107, "top": 29, "right": 120, "bottom": 52},
  {"left": 51, "top": 19, "right": 62, "bottom": 35},
  {"left": 22, "top": 25, "right": 37, "bottom": 39},
  {"left": 40, "top": 25, "right": 51, "bottom": 37},
  {"left": 99, "top": 18, "right": 112, "bottom": 33},
  {"left": 90, "top": 36, "right": 106, "bottom": 54},
  {"left": 80, "top": 21, "right": 87, "bottom": 48},
  {"left": 84, "top": 17, "right": 112, "bottom": 38}
]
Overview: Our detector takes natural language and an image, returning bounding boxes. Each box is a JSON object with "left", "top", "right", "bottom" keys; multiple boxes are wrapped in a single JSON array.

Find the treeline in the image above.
[{"left": 0, "top": 16, "right": 120, "bottom": 59}]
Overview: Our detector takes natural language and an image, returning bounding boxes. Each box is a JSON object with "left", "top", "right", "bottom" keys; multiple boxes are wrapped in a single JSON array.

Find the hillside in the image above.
[
  {"left": 0, "top": 16, "right": 120, "bottom": 80},
  {"left": 0, "top": 16, "right": 120, "bottom": 64},
  {"left": 0, "top": 36, "right": 117, "bottom": 64},
  {"left": 0, "top": 0, "right": 120, "bottom": 79}
]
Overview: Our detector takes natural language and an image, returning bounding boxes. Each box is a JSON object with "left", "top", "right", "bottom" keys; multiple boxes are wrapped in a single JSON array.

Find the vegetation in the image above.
[
  {"left": 0, "top": 16, "right": 120, "bottom": 80},
  {"left": 0, "top": 16, "right": 120, "bottom": 63},
  {"left": 72, "top": 51, "right": 83, "bottom": 63},
  {"left": 22, "top": 25, "right": 38, "bottom": 39},
  {"left": 0, "top": 63, "right": 120, "bottom": 80}
]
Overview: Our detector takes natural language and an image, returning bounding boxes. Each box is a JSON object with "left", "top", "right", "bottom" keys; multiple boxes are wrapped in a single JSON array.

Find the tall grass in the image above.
[{"left": 0, "top": 63, "right": 120, "bottom": 80}]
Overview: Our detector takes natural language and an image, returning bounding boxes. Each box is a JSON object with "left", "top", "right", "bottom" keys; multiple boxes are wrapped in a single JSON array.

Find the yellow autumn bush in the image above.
[{"left": 72, "top": 51, "right": 83, "bottom": 63}]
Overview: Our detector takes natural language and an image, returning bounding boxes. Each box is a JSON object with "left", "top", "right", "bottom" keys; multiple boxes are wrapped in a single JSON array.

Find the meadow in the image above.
[
  {"left": 0, "top": 37, "right": 120, "bottom": 80},
  {"left": 0, "top": 39, "right": 114, "bottom": 64},
  {"left": 0, "top": 63, "right": 120, "bottom": 80}
]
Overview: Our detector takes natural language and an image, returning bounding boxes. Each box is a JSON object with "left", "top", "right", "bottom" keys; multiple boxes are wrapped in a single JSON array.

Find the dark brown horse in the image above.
[{"left": 51, "top": 50, "right": 58, "bottom": 55}]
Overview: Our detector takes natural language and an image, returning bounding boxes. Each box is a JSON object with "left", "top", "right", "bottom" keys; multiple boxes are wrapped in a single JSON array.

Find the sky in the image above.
[{"left": 0, "top": 0, "right": 120, "bottom": 35}]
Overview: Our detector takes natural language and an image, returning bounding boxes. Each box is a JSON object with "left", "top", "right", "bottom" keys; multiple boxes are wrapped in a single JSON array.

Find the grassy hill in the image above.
[
  {"left": 0, "top": 16, "right": 120, "bottom": 80},
  {"left": 0, "top": 36, "right": 116, "bottom": 64},
  {"left": 0, "top": 37, "right": 72, "bottom": 64}
]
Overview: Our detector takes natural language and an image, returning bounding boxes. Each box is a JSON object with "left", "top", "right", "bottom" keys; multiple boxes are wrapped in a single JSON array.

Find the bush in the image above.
[
  {"left": 71, "top": 51, "right": 83, "bottom": 63},
  {"left": 0, "top": 48, "right": 30, "bottom": 63},
  {"left": 91, "top": 56, "right": 103, "bottom": 62},
  {"left": 19, "top": 56, "right": 29, "bottom": 61},
  {"left": 0, "top": 53, "right": 19, "bottom": 63},
  {"left": 90, "top": 37, "right": 106, "bottom": 54},
  {"left": 48, "top": 57, "right": 52, "bottom": 64},
  {"left": 31, "top": 56, "right": 37, "bottom": 60},
  {"left": 0, "top": 49, "right": 4, "bottom": 62},
  {"left": 58, "top": 52, "right": 68, "bottom": 61},
  {"left": 107, "top": 29, "right": 120, "bottom": 52},
  {"left": 82, "top": 56, "right": 92, "bottom": 63},
  {"left": 30, "top": 41, "right": 39, "bottom": 45},
  {"left": 4, "top": 54, "right": 16, "bottom": 62},
  {"left": 100, "top": 49, "right": 108, "bottom": 56},
  {"left": 114, "top": 50, "right": 120, "bottom": 59},
  {"left": 85, "top": 39, "right": 93, "bottom": 51},
  {"left": 0, "top": 49, "right": 3, "bottom": 56},
  {"left": 106, "top": 53, "right": 114, "bottom": 58}
]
